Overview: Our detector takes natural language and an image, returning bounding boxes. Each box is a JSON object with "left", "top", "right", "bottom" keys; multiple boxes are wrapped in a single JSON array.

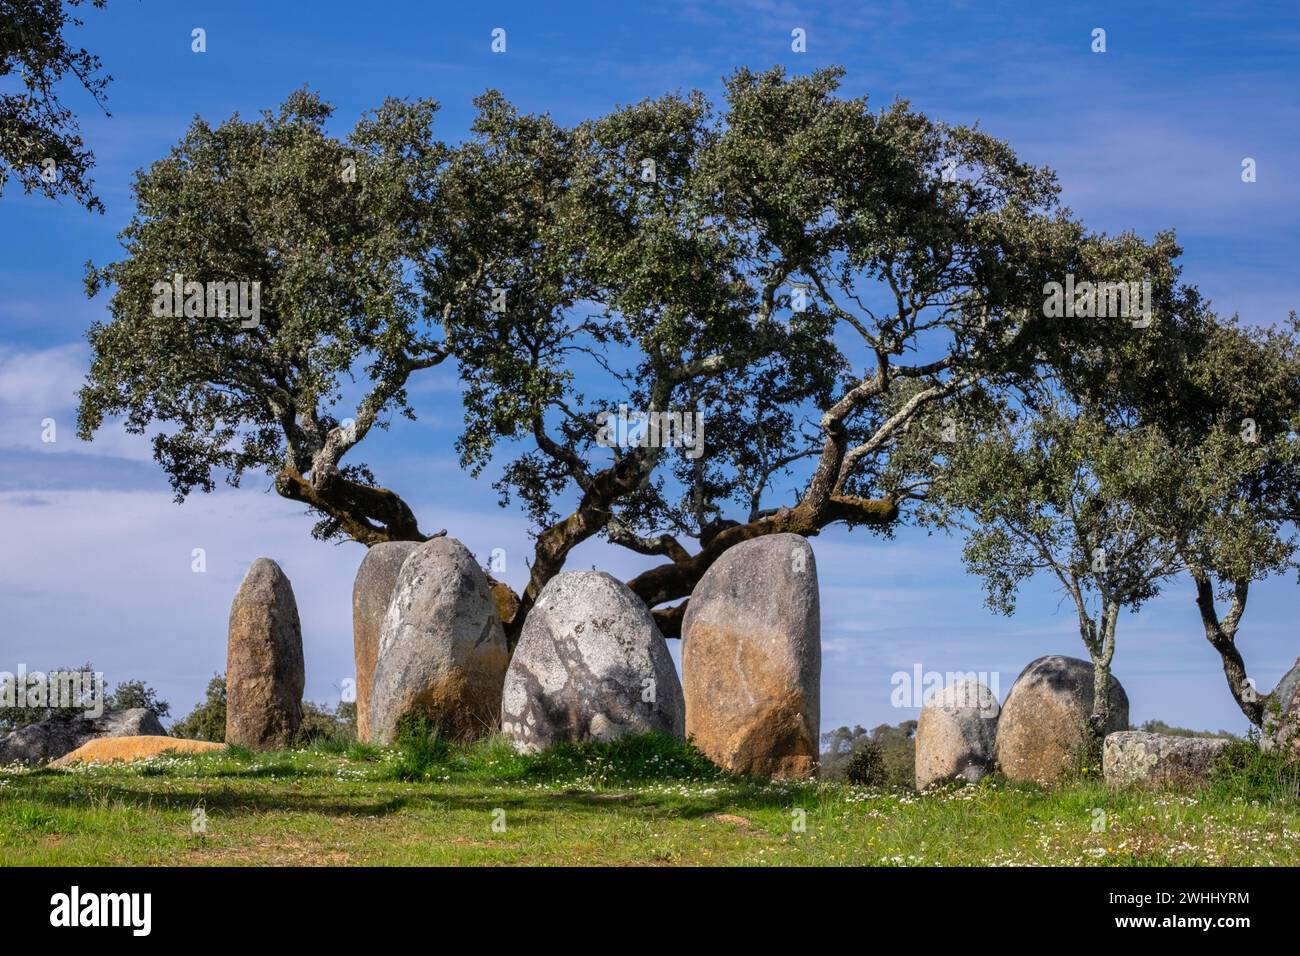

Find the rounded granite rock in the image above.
[
  {"left": 501, "top": 571, "right": 683, "bottom": 753},
  {"left": 681, "top": 533, "right": 820, "bottom": 780},
  {"left": 369, "top": 537, "right": 509, "bottom": 744},
  {"left": 915, "top": 678, "right": 1000, "bottom": 790},
  {"left": 996, "top": 655, "right": 1128, "bottom": 784}
]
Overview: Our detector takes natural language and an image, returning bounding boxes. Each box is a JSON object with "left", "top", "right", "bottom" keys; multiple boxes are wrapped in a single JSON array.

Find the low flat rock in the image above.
[
  {"left": 52, "top": 736, "right": 226, "bottom": 767},
  {"left": 915, "top": 679, "right": 1000, "bottom": 790},
  {"left": 0, "top": 708, "right": 165, "bottom": 765},
  {"left": 502, "top": 571, "right": 684, "bottom": 753},
  {"left": 1103, "top": 731, "right": 1231, "bottom": 788}
]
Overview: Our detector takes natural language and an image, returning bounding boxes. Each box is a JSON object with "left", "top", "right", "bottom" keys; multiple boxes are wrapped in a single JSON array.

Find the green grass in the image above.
[{"left": 1, "top": 733, "right": 1298, "bottom": 866}]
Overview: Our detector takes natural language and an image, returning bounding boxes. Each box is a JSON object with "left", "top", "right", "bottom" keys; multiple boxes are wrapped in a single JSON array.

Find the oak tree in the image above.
[{"left": 80, "top": 67, "right": 1128, "bottom": 642}]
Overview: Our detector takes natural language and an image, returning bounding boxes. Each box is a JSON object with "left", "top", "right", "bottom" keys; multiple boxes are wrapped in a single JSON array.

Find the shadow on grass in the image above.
[
  {"left": 1, "top": 733, "right": 830, "bottom": 829},
  {"left": 406, "top": 781, "right": 810, "bottom": 823},
  {"left": 3, "top": 782, "right": 413, "bottom": 819},
  {"left": 201, "top": 763, "right": 337, "bottom": 779},
  {"left": 4, "top": 775, "right": 813, "bottom": 826}
]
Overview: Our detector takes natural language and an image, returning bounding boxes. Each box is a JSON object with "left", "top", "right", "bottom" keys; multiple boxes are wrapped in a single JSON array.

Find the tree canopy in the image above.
[
  {"left": 79, "top": 66, "right": 1258, "bottom": 649},
  {"left": 919, "top": 260, "right": 1300, "bottom": 731}
]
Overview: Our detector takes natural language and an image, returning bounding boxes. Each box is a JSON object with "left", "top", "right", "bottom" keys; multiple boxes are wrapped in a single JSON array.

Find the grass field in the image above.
[{"left": 2, "top": 734, "right": 1298, "bottom": 866}]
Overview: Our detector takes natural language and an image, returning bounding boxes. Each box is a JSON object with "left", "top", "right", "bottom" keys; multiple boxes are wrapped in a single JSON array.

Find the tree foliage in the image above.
[
  {"left": 80, "top": 90, "right": 448, "bottom": 544},
  {"left": 80, "top": 66, "right": 1251, "bottom": 647},
  {"left": 919, "top": 251, "right": 1300, "bottom": 728},
  {"left": 0, "top": 666, "right": 166, "bottom": 733},
  {"left": 1119, "top": 315, "right": 1300, "bottom": 727},
  {"left": 0, "top": 0, "right": 109, "bottom": 211},
  {"left": 170, "top": 674, "right": 226, "bottom": 742},
  {"left": 105, "top": 678, "right": 170, "bottom": 720}
]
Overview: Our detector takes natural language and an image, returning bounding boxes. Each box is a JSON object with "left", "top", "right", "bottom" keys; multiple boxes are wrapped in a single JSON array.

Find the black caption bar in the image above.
[{"left": 0, "top": 866, "right": 1281, "bottom": 941}]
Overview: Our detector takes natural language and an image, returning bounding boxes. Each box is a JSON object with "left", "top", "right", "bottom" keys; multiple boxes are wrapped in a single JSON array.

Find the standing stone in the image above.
[
  {"left": 490, "top": 580, "right": 520, "bottom": 629},
  {"left": 915, "top": 679, "right": 1000, "bottom": 790},
  {"left": 351, "top": 541, "right": 420, "bottom": 743},
  {"left": 225, "top": 558, "right": 305, "bottom": 749},
  {"left": 681, "top": 533, "right": 820, "bottom": 780},
  {"left": 1103, "top": 731, "right": 1231, "bottom": 788},
  {"left": 996, "top": 655, "right": 1128, "bottom": 784},
  {"left": 1266, "top": 656, "right": 1300, "bottom": 754},
  {"left": 370, "top": 537, "right": 509, "bottom": 744},
  {"left": 501, "top": 572, "right": 683, "bottom": 753}
]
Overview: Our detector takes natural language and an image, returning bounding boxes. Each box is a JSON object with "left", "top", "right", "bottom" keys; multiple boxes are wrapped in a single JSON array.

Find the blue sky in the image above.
[{"left": 2, "top": 0, "right": 1298, "bottom": 733}]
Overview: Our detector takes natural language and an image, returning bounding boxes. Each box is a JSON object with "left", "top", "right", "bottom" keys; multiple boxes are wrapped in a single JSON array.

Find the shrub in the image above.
[
  {"left": 171, "top": 674, "right": 226, "bottom": 742},
  {"left": 524, "top": 732, "right": 723, "bottom": 785},
  {"left": 335, "top": 700, "right": 357, "bottom": 734},
  {"left": 294, "top": 700, "right": 355, "bottom": 746},
  {"left": 309, "top": 737, "right": 348, "bottom": 754},
  {"left": 345, "top": 741, "right": 381, "bottom": 762},
  {"left": 385, "top": 714, "right": 452, "bottom": 781},
  {"left": 1208, "top": 732, "right": 1300, "bottom": 803},
  {"left": 822, "top": 721, "right": 915, "bottom": 787},
  {"left": 844, "top": 741, "right": 887, "bottom": 786}
]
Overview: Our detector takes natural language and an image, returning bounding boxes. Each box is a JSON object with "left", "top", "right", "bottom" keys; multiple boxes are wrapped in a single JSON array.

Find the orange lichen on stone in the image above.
[{"left": 52, "top": 736, "right": 225, "bottom": 767}]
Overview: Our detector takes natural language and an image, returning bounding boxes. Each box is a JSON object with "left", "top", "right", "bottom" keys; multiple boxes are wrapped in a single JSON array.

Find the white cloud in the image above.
[
  {"left": 0, "top": 342, "right": 154, "bottom": 461},
  {"left": 0, "top": 342, "right": 86, "bottom": 413}
]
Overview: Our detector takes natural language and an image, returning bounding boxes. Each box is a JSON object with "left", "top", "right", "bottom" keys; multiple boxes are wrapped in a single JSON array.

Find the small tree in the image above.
[
  {"left": 1123, "top": 315, "right": 1300, "bottom": 732},
  {"left": 171, "top": 674, "right": 226, "bottom": 742},
  {"left": 104, "top": 679, "right": 170, "bottom": 720},
  {"left": 929, "top": 403, "right": 1183, "bottom": 746}
]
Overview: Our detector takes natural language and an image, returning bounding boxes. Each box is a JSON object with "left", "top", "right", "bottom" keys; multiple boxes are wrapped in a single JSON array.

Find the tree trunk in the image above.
[
  {"left": 1090, "top": 659, "right": 1111, "bottom": 733},
  {"left": 1191, "top": 572, "right": 1267, "bottom": 727},
  {"left": 276, "top": 465, "right": 428, "bottom": 545},
  {"left": 1074, "top": 654, "right": 1110, "bottom": 775},
  {"left": 626, "top": 494, "right": 899, "bottom": 616}
]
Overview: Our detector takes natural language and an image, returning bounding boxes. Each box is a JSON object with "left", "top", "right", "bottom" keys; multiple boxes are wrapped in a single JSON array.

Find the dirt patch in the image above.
[{"left": 712, "top": 813, "right": 754, "bottom": 827}]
